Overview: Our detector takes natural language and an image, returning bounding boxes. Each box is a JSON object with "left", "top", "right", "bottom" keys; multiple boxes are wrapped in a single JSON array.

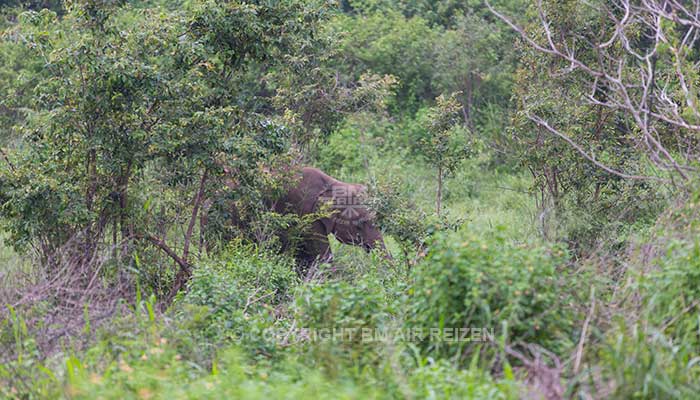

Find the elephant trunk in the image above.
[{"left": 364, "top": 233, "right": 392, "bottom": 260}]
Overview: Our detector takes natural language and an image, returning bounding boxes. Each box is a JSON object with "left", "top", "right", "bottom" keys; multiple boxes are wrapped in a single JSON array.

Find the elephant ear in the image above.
[
  {"left": 330, "top": 183, "right": 371, "bottom": 223},
  {"left": 311, "top": 186, "right": 336, "bottom": 234},
  {"left": 345, "top": 184, "right": 368, "bottom": 204},
  {"left": 311, "top": 186, "right": 337, "bottom": 225},
  {"left": 315, "top": 183, "right": 371, "bottom": 220}
]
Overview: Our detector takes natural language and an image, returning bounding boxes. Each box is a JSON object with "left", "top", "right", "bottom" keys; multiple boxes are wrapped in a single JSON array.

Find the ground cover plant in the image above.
[{"left": 2, "top": 0, "right": 700, "bottom": 399}]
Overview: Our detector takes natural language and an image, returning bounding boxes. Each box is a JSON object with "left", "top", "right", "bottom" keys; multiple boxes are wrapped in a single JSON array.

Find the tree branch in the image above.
[
  {"left": 135, "top": 233, "right": 189, "bottom": 272},
  {"left": 526, "top": 112, "right": 669, "bottom": 182},
  {"left": 488, "top": 0, "right": 697, "bottom": 181},
  {"left": 0, "top": 148, "right": 16, "bottom": 173}
]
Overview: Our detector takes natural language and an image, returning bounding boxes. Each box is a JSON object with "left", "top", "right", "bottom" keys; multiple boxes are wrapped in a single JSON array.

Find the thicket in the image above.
[{"left": 2, "top": 0, "right": 700, "bottom": 399}]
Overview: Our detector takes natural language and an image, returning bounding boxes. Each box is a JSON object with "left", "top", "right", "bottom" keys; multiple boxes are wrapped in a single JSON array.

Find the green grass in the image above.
[
  {"left": 3, "top": 143, "right": 696, "bottom": 399},
  {"left": 0, "top": 232, "right": 33, "bottom": 289}
]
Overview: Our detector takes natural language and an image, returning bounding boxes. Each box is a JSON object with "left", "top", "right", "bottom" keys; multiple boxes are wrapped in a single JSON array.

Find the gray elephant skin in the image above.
[{"left": 273, "top": 167, "right": 388, "bottom": 270}]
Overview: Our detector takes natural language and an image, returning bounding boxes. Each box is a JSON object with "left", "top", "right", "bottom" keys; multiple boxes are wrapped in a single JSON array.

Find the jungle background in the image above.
[{"left": 1, "top": 0, "right": 700, "bottom": 398}]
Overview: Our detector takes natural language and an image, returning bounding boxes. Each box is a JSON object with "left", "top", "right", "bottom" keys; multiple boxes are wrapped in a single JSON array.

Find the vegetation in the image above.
[{"left": 1, "top": 0, "right": 700, "bottom": 399}]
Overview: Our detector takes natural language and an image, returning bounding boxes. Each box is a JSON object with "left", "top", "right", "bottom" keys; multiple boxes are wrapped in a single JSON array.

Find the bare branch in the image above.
[
  {"left": 488, "top": 0, "right": 699, "bottom": 181},
  {"left": 526, "top": 112, "right": 669, "bottom": 182}
]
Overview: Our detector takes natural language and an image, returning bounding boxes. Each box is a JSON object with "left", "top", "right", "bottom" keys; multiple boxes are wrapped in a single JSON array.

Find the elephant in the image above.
[
  {"left": 273, "top": 167, "right": 389, "bottom": 271},
  {"left": 200, "top": 166, "right": 389, "bottom": 274}
]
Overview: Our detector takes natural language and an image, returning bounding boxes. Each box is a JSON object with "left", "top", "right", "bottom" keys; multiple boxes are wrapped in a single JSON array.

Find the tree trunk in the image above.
[
  {"left": 436, "top": 166, "right": 443, "bottom": 216},
  {"left": 463, "top": 73, "right": 474, "bottom": 131},
  {"left": 118, "top": 159, "right": 133, "bottom": 256},
  {"left": 183, "top": 168, "right": 208, "bottom": 261}
]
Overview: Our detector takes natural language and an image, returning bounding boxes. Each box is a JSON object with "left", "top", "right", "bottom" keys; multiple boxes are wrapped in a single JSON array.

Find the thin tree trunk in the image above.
[
  {"left": 84, "top": 149, "right": 98, "bottom": 263},
  {"left": 183, "top": 168, "right": 208, "bottom": 261},
  {"left": 118, "top": 159, "right": 134, "bottom": 259},
  {"left": 199, "top": 198, "right": 213, "bottom": 256},
  {"left": 463, "top": 73, "right": 474, "bottom": 131},
  {"left": 436, "top": 166, "right": 443, "bottom": 216},
  {"left": 86, "top": 149, "right": 97, "bottom": 212}
]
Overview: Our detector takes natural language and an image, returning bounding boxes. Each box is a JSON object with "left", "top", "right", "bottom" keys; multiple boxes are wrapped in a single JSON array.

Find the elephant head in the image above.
[{"left": 318, "top": 181, "right": 388, "bottom": 255}]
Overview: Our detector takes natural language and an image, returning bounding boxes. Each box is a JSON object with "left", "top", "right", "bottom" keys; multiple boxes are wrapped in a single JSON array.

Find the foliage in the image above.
[
  {"left": 367, "top": 177, "right": 463, "bottom": 266},
  {"left": 408, "top": 359, "right": 516, "bottom": 399},
  {"left": 174, "top": 243, "right": 297, "bottom": 360},
  {"left": 592, "top": 318, "right": 700, "bottom": 399},
  {"left": 330, "top": 0, "right": 521, "bottom": 146},
  {"left": 407, "top": 228, "right": 574, "bottom": 362},
  {"left": 419, "top": 93, "right": 473, "bottom": 215},
  {"left": 292, "top": 277, "right": 395, "bottom": 376},
  {"left": 573, "top": 193, "right": 700, "bottom": 398},
  {"left": 4, "top": 0, "right": 700, "bottom": 398},
  {"left": 1, "top": 306, "right": 518, "bottom": 399},
  {"left": 419, "top": 94, "right": 471, "bottom": 170},
  {"left": 507, "top": 0, "right": 676, "bottom": 254},
  {"left": 328, "top": 9, "right": 437, "bottom": 113},
  {"left": 61, "top": 346, "right": 386, "bottom": 399},
  {"left": 0, "top": 1, "right": 316, "bottom": 257}
]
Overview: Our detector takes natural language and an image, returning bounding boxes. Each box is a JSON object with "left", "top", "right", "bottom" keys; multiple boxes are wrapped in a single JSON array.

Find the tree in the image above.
[
  {"left": 329, "top": 2, "right": 522, "bottom": 162},
  {"left": 420, "top": 94, "right": 471, "bottom": 216},
  {"left": 486, "top": 0, "right": 690, "bottom": 251},
  {"left": 489, "top": 0, "right": 700, "bottom": 182},
  {"left": 327, "top": 9, "right": 438, "bottom": 113},
  {"left": 0, "top": 0, "right": 404, "bottom": 298},
  {"left": 0, "top": 0, "right": 345, "bottom": 297},
  {"left": 432, "top": 13, "right": 516, "bottom": 131}
]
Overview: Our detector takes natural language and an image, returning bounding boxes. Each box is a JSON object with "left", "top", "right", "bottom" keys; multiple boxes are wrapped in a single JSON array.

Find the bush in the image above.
[
  {"left": 292, "top": 277, "right": 395, "bottom": 376},
  {"left": 315, "top": 114, "right": 397, "bottom": 180},
  {"left": 406, "top": 229, "right": 574, "bottom": 362},
  {"left": 61, "top": 340, "right": 385, "bottom": 399},
  {"left": 316, "top": 123, "right": 374, "bottom": 178},
  {"left": 589, "top": 197, "right": 700, "bottom": 398},
  {"left": 174, "top": 244, "right": 298, "bottom": 360},
  {"left": 592, "top": 318, "right": 700, "bottom": 399},
  {"left": 368, "top": 178, "right": 463, "bottom": 261},
  {"left": 408, "top": 359, "right": 516, "bottom": 399},
  {"left": 0, "top": 306, "right": 61, "bottom": 399}
]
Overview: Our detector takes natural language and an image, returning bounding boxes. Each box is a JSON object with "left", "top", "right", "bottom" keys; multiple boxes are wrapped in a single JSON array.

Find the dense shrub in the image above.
[
  {"left": 316, "top": 117, "right": 383, "bottom": 178},
  {"left": 368, "top": 178, "right": 463, "bottom": 259},
  {"left": 57, "top": 338, "right": 519, "bottom": 400},
  {"left": 407, "top": 229, "right": 574, "bottom": 361},
  {"left": 592, "top": 198, "right": 700, "bottom": 397},
  {"left": 174, "top": 244, "right": 298, "bottom": 360},
  {"left": 593, "top": 319, "right": 700, "bottom": 399},
  {"left": 61, "top": 340, "right": 386, "bottom": 399},
  {"left": 590, "top": 247, "right": 700, "bottom": 398},
  {"left": 292, "top": 277, "right": 396, "bottom": 376},
  {"left": 408, "top": 359, "right": 516, "bottom": 399}
]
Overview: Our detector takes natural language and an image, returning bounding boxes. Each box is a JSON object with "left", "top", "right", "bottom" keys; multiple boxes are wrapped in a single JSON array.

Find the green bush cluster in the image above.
[
  {"left": 54, "top": 339, "right": 517, "bottom": 400},
  {"left": 292, "top": 277, "right": 395, "bottom": 376},
  {"left": 408, "top": 359, "right": 516, "bottom": 399},
  {"left": 593, "top": 198, "right": 700, "bottom": 397},
  {"left": 61, "top": 341, "right": 386, "bottom": 399},
  {"left": 174, "top": 244, "right": 298, "bottom": 360},
  {"left": 407, "top": 229, "right": 574, "bottom": 361}
]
